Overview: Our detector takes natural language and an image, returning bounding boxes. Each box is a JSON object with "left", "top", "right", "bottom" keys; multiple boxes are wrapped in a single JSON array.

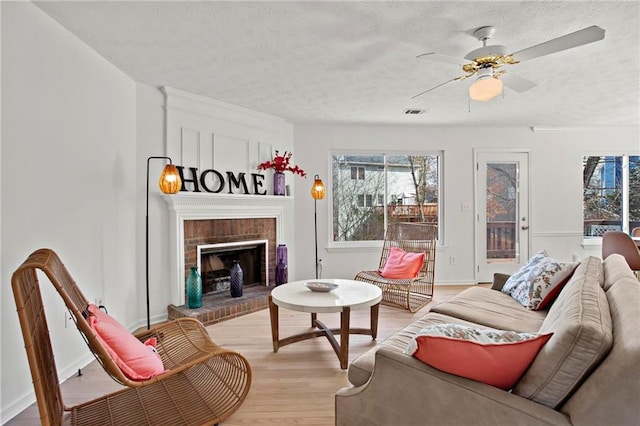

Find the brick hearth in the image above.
[
  {"left": 167, "top": 285, "right": 271, "bottom": 326},
  {"left": 170, "top": 217, "right": 277, "bottom": 325}
]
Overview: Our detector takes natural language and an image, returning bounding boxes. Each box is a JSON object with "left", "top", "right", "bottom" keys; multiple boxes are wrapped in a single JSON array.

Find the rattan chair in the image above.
[
  {"left": 11, "top": 248, "right": 251, "bottom": 426},
  {"left": 354, "top": 222, "right": 437, "bottom": 312}
]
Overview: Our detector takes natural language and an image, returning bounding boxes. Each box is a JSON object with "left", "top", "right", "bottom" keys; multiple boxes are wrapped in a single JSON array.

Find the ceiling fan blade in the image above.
[
  {"left": 501, "top": 73, "right": 537, "bottom": 93},
  {"left": 416, "top": 52, "right": 471, "bottom": 66},
  {"left": 510, "top": 26, "right": 605, "bottom": 63},
  {"left": 412, "top": 78, "right": 459, "bottom": 99}
]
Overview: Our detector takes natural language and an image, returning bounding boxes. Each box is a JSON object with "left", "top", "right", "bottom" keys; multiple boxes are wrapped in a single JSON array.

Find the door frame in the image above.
[{"left": 473, "top": 149, "right": 532, "bottom": 283}]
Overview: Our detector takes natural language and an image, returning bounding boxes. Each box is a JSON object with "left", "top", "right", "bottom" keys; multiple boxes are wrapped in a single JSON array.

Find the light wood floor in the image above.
[{"left": 7, "top": 285, "right": 471, "bottom": 425}]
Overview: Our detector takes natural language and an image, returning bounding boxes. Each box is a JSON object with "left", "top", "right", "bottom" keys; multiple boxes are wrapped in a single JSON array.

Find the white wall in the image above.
[
  {"left": 1, "top": 3, "right": 137, "bottom": 421},
  {"left": 1, "top": 2, "right": 638, "bottom": 423},
  {"left": 293, "top": 125, "right": 640, "bottom": 283},
  {"left": 0, "top": 2, "right": 4, "bottom": 419},
  {"left": 135, "top": 83, "right": 173, "bottom": 326}
]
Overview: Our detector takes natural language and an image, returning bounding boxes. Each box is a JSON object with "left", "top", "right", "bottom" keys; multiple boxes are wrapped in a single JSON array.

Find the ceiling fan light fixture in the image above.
[{"left": 468, "top": 75, "right": 503, "bottom": 102}]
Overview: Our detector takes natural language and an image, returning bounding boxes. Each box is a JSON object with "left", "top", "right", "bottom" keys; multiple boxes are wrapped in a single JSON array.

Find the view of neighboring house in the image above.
[{"left": 331, "top": 154, "right": 439, "bottom": 241}]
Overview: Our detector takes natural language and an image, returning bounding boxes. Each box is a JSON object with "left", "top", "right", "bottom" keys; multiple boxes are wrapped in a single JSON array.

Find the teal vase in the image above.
[{"left": 187, "top": 267, "right": 202, "bottom": 309}]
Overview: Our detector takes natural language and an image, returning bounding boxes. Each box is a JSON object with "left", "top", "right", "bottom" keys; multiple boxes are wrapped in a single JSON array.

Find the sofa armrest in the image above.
[
  {"left": 336, "top": 348, "right": 571, "bottom": 426},
  {"left": 491, "top": 272, "right": 511, "bottom": 291}
]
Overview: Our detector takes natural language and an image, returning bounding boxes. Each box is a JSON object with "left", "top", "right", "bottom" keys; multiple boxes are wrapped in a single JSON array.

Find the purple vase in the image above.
[
  {"left": 230, "top": 260, "right": 243, "bottom": 297},
  {"left": 276, "top": 244, "right": 288, "bottom": 285},
  {"left": 273, "top": 172, "right": 286, "bottom": 196}
]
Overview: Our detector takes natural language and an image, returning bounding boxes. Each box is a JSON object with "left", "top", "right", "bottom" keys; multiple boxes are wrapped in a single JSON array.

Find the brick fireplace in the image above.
[
  {"left": 184, "top": 218, "right": 276, "bottom": 288},
  {"left": 164, "top": 192, "right": 293, "bottom": 325},
  {"left": 159, "top": 86, "right": 296, "bottom": 325}
]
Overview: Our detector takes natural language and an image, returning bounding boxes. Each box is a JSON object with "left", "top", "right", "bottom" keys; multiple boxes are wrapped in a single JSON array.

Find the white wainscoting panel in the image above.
[{"left": 161, "top": 87, "right": 295, "bottom": 305}]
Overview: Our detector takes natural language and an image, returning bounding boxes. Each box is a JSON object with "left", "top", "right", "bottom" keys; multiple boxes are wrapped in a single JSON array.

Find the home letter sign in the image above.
[{"left": 176, "top": 166, "right": 267, "bottom": 195}]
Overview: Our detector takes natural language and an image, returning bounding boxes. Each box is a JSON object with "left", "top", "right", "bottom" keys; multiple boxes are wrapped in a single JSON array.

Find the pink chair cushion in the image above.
[
  {"left": 87, "top": 304, "right": 165, "bottom": 381},
  {"left": 379, "top": 247, "right": 425, "bottom": 279}
]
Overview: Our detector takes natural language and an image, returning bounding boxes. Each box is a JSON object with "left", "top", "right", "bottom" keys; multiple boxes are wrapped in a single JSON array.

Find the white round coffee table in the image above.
[{"left": 269, "top": 279, "right": 382, "bottom": 369}]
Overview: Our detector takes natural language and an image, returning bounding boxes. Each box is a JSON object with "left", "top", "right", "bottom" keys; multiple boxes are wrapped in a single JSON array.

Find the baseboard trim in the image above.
[
  {"left": 435, "top": 280, "right": 477, "bottom": 286},
  {"left": 1, "top": 353, "right": 95, "bottom": 425}
]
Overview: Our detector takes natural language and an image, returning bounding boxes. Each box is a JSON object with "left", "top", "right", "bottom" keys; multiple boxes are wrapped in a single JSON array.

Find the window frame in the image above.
[
  {"left": 327, "top": 149, "right": 444, "bottom": 250},
  {"left": 582, "top": 151, "right": 639, "bottom": 243}
]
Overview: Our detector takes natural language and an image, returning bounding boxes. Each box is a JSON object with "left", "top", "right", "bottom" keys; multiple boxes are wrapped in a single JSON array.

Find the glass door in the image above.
[{"left": 475, "top": 151, "right": 530, "bottom": 282}]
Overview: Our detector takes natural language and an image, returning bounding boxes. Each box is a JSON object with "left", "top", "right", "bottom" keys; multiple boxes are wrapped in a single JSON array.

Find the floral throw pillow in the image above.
[
  {"left": 405, "top": 323, "right": 553, "bottom": 390},
  {"left": 502, "top": 250, "right": 579, "bottom": 310}
]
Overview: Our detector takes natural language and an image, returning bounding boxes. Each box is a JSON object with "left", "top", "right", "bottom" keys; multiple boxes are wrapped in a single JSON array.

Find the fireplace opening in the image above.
[
  {"left": 197, "top": 240, "right": 268, "bottom": 296},
  {"left": 170, "top": 215, "right": 279, "bottom": 325}
]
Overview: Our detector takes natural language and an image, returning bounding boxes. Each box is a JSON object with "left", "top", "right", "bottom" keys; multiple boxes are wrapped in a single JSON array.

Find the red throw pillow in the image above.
[
  {"left": 406, "top": 324, "right": 553, "bottom": 390},
  {"left": 87, "top": 304, "right": 165, "bottom": 381},
  {"left": 379, "top": 247, "right": 425, "bottom": 279}
]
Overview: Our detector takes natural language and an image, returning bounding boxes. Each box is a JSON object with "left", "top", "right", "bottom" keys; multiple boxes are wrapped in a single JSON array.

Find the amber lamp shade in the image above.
[
  {"left": 158, "top": 164, "right": 182, "bottom": 194},
  {"left": 311, "top": 175, "right": 326, "bottom": 200}
]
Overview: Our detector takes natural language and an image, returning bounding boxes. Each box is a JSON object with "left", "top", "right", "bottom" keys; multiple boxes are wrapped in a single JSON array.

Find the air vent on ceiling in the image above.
[{"left": 404, "top": 109, "right": 427, "bottom": 115}]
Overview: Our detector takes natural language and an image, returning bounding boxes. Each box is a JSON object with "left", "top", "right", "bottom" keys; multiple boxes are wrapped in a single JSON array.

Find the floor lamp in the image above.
[
  {"left": 146, "top": 157, "right": 182, "bottom": 329},
  {"left": 311, "top": 175, "right": 326, "bottom": 279}
]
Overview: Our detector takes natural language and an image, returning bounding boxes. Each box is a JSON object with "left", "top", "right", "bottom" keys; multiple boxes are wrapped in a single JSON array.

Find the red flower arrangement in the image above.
[{"left": 257, "top": 151, "right": 306, "bottom": 177}]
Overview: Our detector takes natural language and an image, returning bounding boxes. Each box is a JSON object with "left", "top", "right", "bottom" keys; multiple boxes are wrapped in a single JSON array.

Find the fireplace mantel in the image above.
[
  {"left": 165, "top": 192, "right": 293, "bottom": 212},
  {"left": 164, "top": 192, "right": 293, "bottom": 306}
]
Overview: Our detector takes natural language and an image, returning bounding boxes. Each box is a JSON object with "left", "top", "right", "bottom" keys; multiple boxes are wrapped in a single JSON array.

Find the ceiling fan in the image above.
[{"left": 413, "top": 25, "right": 605, "bottom": 101}]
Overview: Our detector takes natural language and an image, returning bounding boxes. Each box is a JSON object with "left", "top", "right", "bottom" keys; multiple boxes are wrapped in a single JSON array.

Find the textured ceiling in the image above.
[{"left": 33, "top": 1, "right": 640, "bottom": 127}]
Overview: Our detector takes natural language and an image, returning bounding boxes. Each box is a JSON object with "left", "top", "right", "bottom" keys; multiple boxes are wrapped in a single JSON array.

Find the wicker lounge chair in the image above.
[
  {"left": 11, "top": 248, "right": 251, "bottom": 426},
  {"left": 354, "top": 222, "right": 436, "bottom": 312}
]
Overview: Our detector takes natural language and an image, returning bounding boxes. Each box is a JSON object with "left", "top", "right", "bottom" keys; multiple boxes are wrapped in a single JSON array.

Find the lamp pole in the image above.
[
  {"left": 146, "top": 156, "right": 175, "bottom": 330},
  {"left": 311, "top": 174, "right": 326, "bottom": 280},
  {"left": 314, "top": 198, "right": 319, "bottom": 279}
]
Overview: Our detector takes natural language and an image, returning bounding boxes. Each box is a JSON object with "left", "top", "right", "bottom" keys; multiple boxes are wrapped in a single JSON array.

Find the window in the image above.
[
  {"left": 583, "top": 155, "right": 640, "bottom": 237},
  {"left": 356, "top": 194, "right": 375, "bottom": 207},
  {"left": 355, "top": 194, "right": 383, "bottom": 207},
  {"left": 332, "top": 153, "right": 440, "bottom": 242},
  {"left": 351, "top": 166, "right": 365, "bottom": 180}
]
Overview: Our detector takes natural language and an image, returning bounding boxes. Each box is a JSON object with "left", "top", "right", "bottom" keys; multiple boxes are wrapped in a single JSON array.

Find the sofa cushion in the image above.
[
  {"left": 560, "top": 271, "right": 640, "bottom": 426},
  {"left": 602, "top": 253, "right": 637, "bottom": 291},
  {"left": 379, "top": 247, "right": 425, "bottom": 279},
  {"left": 405, "top": 323, "right": 553, "bottom": 390},
  {"left": 502, "top": 250, "right": 579, "bottom": 310},
  {"left": 430, "top": 286, "right": 546, "bottom": 333},
  {"left": 347, "top": 312, "right": 487, "bottom": 387},
  {"left": 512, "top": 256, "right": 612, "bottom": 408}
]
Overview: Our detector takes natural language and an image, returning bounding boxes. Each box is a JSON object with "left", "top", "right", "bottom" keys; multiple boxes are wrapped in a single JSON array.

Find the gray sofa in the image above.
[{"left": 335, "top": 254, "right": 640, "bottom": 426}]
